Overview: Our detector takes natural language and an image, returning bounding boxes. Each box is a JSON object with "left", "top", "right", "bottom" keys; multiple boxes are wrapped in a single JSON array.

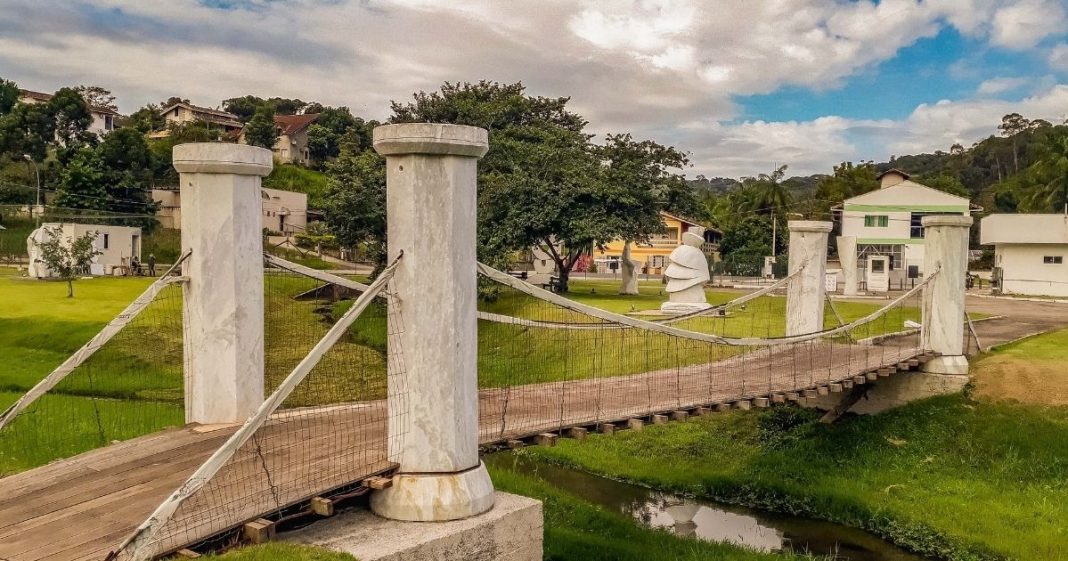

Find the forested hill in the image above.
[{"left": 690, "top": 113, "right": 1068, "bottom": 219}]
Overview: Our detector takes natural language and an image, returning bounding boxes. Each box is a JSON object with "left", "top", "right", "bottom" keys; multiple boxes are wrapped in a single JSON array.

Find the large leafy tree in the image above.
[
  {"left": 322, "top": 138, "right": 387, "bottom": 268},
  {"left": 814, "top": 161, "right": 879, "bottom": 202},
  {"left": 73, "top": 85, "right": 117, "bottom": 112},
  {"left": 1027, "top": 130, "right": 1068, "bottom": 212},
  {"left": 0, "top": 78, "right": 18, "bottom": 115},
  {"left": 54, "top": 127, "right": 159, "bottom": 223},
  {"left": 244, "top": 105, "right": 278, "bottom": 149},
  {"left": 389, "top": 80, "right": 670, "bottom": 292}
]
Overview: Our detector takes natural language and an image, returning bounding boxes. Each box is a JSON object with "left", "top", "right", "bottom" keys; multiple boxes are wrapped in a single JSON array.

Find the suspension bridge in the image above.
[{"left": 0, "top": 126, "right": 973, "bottom": 561}]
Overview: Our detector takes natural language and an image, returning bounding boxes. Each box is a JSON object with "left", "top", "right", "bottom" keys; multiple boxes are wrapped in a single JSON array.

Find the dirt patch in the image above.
[{"left": 972, "top": 355, "right": 1068, "bottom": 406}]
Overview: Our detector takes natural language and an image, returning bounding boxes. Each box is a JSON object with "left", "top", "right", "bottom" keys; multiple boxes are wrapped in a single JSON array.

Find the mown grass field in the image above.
[{"left": 523, "top": 329, "right": 1068, "bottom": 561}]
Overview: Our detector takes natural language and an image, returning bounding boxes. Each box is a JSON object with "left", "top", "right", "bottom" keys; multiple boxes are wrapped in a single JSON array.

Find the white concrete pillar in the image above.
[
  {"left": 173, "top": 143, "right": 272, "bottom": 425},
  {"left": 921, "top": 215, "right": 972, "bottom": 375},
  {"left": 836, "top": 236, "right": 858, "bottom": 296},
  {"left": 369, "top": 123, "right": 495, "bottom": 522},
  {"left": 786, "top": 221, "right": 833, "bottom": 336}
]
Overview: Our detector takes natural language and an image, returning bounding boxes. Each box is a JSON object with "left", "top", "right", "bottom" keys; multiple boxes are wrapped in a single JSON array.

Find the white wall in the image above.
[
  {"left": 29, "top": 223, "right": 141, "bottom": 276},
  {"left": 841, "top": 210, "right": 912, "bottom": 241},
  {"left": 995, "top": 243, "right": 1068, "bottom": 297}
]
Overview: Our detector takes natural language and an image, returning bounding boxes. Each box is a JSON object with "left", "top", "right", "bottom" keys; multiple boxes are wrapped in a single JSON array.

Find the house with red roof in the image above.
[{"left": 239, "top": 113, "right": 320, "bottom": 165}]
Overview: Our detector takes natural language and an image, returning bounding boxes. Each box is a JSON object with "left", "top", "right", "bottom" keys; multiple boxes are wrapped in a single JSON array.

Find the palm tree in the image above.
[
  {"left": 1027, "top": 133, "right": 1068, "bottom": 212},
  {"left": 747, "top": 164, "right": 792, "bottom": 216}
]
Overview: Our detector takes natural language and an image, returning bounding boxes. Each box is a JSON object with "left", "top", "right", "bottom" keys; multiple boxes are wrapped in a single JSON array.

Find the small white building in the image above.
[
  {"left": 836, "top": 169, "right": 974, "bottom": 288},
  {"left": 27, "top": 223, "right": 141, "bottom": 277},
  {"left": 152, "top": 187, "right": 307, "bottom": 234},
  {"left": 981, "top": 213, "right": 1068, "bottom": 297}
]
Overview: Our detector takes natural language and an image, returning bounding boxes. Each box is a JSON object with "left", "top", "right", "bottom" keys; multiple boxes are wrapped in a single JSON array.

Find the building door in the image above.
[
  {"left": 131, "top": 234, "right": 140, "bottom": 259},
  {"left": 867, "top": 256, "right": 890, "bottom": 293}
]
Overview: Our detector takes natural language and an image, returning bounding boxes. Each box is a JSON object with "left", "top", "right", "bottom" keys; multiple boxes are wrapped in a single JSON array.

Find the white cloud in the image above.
[
  {"left": 1050, "top": 43, "right": 1068, "bottom": 71},
  {"left": 977, "top": 76, "right": 1029, "bottom": 95},
  {"left": 990, "top": 0, "right": 1067, "bottom": 49}
]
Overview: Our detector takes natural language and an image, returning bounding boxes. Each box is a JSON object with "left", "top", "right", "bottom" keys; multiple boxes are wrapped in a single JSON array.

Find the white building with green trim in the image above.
[{"left": 838, "top": 169, "right": 973, "bottom": 285}]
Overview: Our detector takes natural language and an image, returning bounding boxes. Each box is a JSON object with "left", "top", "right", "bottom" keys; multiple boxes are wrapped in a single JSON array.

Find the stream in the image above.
[{"left": 486, "top": 453, "right": 927, "bottom": 561}]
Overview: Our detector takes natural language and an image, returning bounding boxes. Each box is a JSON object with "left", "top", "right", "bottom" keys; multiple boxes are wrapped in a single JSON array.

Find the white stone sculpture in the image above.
[
  {"left": 660, "top": 226, "right": 712, "bottom": 313},
  {"left": 619, "top": 241, "right": 640, "bottom": 295}
]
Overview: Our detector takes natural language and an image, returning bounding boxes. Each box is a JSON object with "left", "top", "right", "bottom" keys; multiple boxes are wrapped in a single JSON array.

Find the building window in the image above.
[
  {"left": 103, "top": 114, "right": 114, "bottom": 131},
  {"left": 864, "top": 215, "right": 889, "bottom": 227},
  {"left": 102, "top": 233, "right": 109, "bottom": 249},
  {"left": 1044, "top": 256, "right": 1063, "bottom": 264}
]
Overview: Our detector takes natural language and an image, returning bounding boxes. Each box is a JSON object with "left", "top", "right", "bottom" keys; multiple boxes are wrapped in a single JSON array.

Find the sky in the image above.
[{"left": 2, "top": 0, "right": 1068, "bottom": 178}]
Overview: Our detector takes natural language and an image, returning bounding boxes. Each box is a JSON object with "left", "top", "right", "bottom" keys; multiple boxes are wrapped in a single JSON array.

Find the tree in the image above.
[
  {"left": 223, "top": 95, "right": 307, "bottom": 122},
  {"left": 743, "top": 164, "right": 792, "bottom": 216},
  {"left": 47, "top": 88, "right": 93, "bottom": 147},
  {"left": 54, "top": 127, "right": 159, "bottom": 222},
  {"left": 1027, "top": 131, "right": 1068, "bottom": 212},
  {"left": 0, "top": 78, "right": 18, "bottom": 115},
  {"left": 128, "top": 104, "right": 166, "bottom": 133},
  {"left": 33, "top": 226, "right": 102, "bottom": 297},
  {"left": 814, "top": 161, "right": 879, "bottom": 202},
  {"left": 391, "top": 81, "right": 643, "bottom": 292},
  {"left": 73, "top": 85, "right": 117, "bottom": 112},
  {"left": 999, "top": 113, "right": 1030, "bottom": 174},
  {"left": 916, "top": 172, "right": 969, "bottom": 196},
  {"left": 244, "top": 105, "right": 278, "bottom": 149},
  {"left": 322, "top": 145, "right": 387, "bottom": 269}
]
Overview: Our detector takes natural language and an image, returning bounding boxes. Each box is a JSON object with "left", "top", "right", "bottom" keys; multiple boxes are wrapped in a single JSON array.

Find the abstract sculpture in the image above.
[{"left": 660, "top": 226, "right": 711, "bottom": 313}]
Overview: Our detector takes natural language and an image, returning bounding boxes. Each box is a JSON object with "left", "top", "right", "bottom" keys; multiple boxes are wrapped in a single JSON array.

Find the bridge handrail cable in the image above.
[{"left": 477, "top": 261, "right": 940, "bottom": 346}]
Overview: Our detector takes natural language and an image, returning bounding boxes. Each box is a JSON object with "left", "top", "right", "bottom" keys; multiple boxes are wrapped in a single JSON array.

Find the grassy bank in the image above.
[{"left": 524, "top": 379, "right": 1068, "bottom": 560}]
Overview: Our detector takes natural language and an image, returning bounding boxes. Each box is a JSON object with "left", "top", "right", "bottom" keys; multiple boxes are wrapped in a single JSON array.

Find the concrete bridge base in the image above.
[
  {"left": 805, "top": 372, "right": 970, "bottom": 415},
  {"left": 286, "top": 492, "right": 543, "bottom": 561}
]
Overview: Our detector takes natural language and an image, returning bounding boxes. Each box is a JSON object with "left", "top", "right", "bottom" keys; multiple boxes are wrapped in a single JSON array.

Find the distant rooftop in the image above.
[{"left": 18, "top": 89, "right": 119, "bottom": 115}]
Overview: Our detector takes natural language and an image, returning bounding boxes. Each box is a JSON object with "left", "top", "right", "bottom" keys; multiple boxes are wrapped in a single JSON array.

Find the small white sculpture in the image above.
[
  {"left": 619, "top": 241, "right": 641, "bottom": 295},
  {"left": 661, "top": 226, "right": 711, "bottom": 313}
]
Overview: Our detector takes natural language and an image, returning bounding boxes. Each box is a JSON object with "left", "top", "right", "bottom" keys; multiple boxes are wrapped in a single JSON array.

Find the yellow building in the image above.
[{"left": 593, "top": 211, "right": 721, "bottom": 275}]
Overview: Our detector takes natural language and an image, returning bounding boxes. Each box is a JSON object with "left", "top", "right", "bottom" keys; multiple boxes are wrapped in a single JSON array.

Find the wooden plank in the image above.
[
  {"left": 829, "top": 383, "right": 843, "bottom": 393},
  {"left": 534, "top": 433, "right": 558, "bottom": 447},
  {"left": 651, "top": 414, "right": 669, "bottom": 425},
  {"left": 598, "top": 423, "right": 616, "bottom": 435},
  {"left": 753, "top": 397, "right": 770, "bottom": 408},
  {"left": 671, "top": 410, "right": 689, "bottom": 421},
  {"left": 363, "top": 476, "right": 392, "bottom": 490},
  {"left": 626, "top": 419, "right": 644, "bottom": 431}
]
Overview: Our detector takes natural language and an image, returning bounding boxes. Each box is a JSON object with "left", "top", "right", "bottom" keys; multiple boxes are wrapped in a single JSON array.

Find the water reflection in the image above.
[{"left": 487, "top": 453, "right": 927, "bottom": 561}]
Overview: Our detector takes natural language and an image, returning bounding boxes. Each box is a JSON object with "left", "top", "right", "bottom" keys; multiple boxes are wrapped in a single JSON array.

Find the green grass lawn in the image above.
[
  {"left": 0, "top": 273, "right": 913, "bottom": 474},
  {"left": 523, "top": 378, "right": 1068, "bottom": 560}
]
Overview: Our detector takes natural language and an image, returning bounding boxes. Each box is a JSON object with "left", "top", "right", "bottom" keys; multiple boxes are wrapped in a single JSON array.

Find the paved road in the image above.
[{"left": 965, "top": 294, "right": 1068, "bottom": 351}]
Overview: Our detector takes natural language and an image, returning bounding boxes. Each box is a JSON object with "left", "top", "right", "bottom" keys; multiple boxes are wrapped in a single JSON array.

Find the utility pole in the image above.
[
  {"left": 23, "top": 154, "right": 40, "bottom": 225},
  {"left": 771, "top": 210, "right": 777, "bottom": 258}
]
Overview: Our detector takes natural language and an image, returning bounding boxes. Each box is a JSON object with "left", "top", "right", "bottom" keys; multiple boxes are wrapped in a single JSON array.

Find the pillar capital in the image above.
[
  {"left": 373, "top": 123, "right": 489, "bottom": 158},
  {"left": 788, "top": 220, "right": 833, "bottom": 233},
  {"left": 173, "top": 143, "right": 273, "bottom": 177},
  {"left": 922, "top": 215, "right": 973, "bottom": 228}
]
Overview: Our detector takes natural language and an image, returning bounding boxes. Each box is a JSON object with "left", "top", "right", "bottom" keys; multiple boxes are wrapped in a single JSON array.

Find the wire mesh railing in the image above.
[
  {"left": 111, "top": 256, "right": 407, "bottom": 560},
  {"left": 475, "top": 262, "right": 933, "bottom": 442},
  {"left": 0, "top": 255, "right": 188, "bottom": 476}
]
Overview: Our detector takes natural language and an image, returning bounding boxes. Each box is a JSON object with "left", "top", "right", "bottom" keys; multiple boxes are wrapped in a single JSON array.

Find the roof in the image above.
[
  {"left": 660, "top": 210, "right": 723, "bottom": 235},
  {"left": 274, "top": 113, "right": 319, "bottom": 136},
  {"left": 843, "top": 179, "right": 970, "bottom": 210},
  {"left": 158, "top": 102, "right": 243, "bottom": 128},
  {"left": 877, "top": 168, "right": 910, "bottom": 180},
  {"left": 981, "top": 214, "right": 1068, "bottom": 245},
  {"left": 18, "top": 89, "right": 119, "bottom": 115},
  {"left": 159, "top": 101, "right": 238, "bottom": 119}
]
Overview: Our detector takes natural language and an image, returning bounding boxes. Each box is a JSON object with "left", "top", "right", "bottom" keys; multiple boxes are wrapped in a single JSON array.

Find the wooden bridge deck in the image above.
[{"left": 0, "top": 342, "right": 921, "bottom": 561}]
